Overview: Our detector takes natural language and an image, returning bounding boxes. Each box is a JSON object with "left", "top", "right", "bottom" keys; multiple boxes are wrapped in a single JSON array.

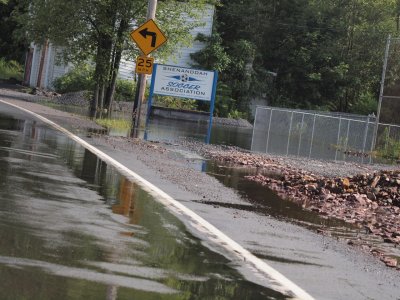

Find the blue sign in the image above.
[{"left": 146, "top": 64, "right": 218, "bottom": 144}]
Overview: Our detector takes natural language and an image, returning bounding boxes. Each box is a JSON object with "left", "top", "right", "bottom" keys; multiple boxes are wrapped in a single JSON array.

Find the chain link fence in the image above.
[
  {"left": 251, "top": 106, "right": 400, "bottom": 163},
  {"left": 251, "top": 37, "right": 400, "bottom": 163}
]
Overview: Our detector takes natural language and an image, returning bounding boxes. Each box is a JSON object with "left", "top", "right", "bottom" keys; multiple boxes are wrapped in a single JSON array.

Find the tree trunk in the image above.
[
  {"left": 91, "top": 31, "right": 113, "bottom": 117},
  {"left": 91, "top": 83, "right": 99, "bottom": 119},
  {"left": 105, "top": 18, "right": 129, "bottom": 117},
  {"left": 99, "top": 83, "right": 105, "bottom": 113},
  {"left": 105, "top": 51, "right": 121, "bottom": 117}
]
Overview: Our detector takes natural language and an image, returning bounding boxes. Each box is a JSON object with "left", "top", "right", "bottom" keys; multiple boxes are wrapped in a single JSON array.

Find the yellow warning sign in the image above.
[
  {"left": 130, "top": 19, "right": 167, "bottom": 55},
  {"left": 135, "top": 56, "right": 154, "bottom": 75}
]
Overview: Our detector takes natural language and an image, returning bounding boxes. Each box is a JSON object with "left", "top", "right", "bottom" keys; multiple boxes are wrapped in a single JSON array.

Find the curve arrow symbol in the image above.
[{"left": 139, "top": 28, "right": 157, "bottom": 47}]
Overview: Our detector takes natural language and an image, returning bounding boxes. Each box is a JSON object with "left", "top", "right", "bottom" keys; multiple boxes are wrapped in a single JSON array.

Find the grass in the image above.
[
  {"left": 373, "top": 128, "right": 400, "bottom": 161},
  {"left": 95, "top": 118, "right": 131, "bottom": 131},
  {"left": 0, "top": 58, "right": 24, "bottom": 81}
]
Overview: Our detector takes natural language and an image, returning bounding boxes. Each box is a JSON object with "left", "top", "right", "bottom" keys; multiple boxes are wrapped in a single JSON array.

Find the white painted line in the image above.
[{"left": 0, "top": 99, "right": 315, "bottom": 300}]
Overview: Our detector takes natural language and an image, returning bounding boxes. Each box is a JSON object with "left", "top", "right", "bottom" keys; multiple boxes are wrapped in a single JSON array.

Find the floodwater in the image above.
[
  {"left": 0, "top": 109, "right": 286, "bottom": 299},
  {"left": 45, "top": 103, "right": 400, "bottom": 264},
  {"left": 44, "top": 103, "right": 253, "bottom": 149},
  {"left": 201, "top": 162, "right": 400, "bottom": 265},
  {"left": 145, "top": 117, "right": 252, "bottom": 150}
]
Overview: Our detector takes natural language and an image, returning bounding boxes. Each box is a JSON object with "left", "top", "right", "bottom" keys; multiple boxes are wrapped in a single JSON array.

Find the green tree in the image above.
[
  {"left": 193, "top": 0, "right": 399, "bottom": 117},
  {"left": 16, "top": 0, "right": 216, "bottom": 116},
  {"left": 0, "top": 0, "right": 27, "bottom": 63}
]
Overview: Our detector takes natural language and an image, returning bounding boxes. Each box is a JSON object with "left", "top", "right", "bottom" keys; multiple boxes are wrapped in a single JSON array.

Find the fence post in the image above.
[
  {"left": 335, "top": 116, "right": 342, "bottom": 161},
  {"left": 309, "top": 113, "right": 317, "bottom": 158},
  {"left": 286, "top": 111, "right": 294, "bottom": 156},
  {"left": 265, "top": 109, "right": 273, "bottom": 153},
  {"left": 385, "top": 125, "right": 391, "bottom": 151},
  {"left": 297, "top": 113, "right": 305, "bottom": 156},
  {"left": 251, "top": 107, "right": 259, "bottom": 151},
  {"left": 361, "top": 116, "right": 370, "bottom": 163},
  {"left": 343, "top": 120, "right": 351, "bottom": 161}
]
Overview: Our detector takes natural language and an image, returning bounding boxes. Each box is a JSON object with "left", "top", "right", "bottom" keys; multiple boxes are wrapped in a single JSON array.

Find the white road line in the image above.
[{"left": 0, "top": 99, "right": 315, "bottom": 300}]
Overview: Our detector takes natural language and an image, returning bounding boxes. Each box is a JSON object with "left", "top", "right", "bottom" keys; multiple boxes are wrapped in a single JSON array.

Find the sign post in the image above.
[
  {"left": 145, "top": 64, "right": 218, "bottom": 144},
  {"left": 129, "top": 17, "right": 167, "bottom": 137}
]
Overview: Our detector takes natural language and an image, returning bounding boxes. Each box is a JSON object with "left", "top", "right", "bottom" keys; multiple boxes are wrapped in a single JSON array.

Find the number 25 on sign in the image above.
[{"left": 136, "top": 56, "right": 154, "bottom": 75}]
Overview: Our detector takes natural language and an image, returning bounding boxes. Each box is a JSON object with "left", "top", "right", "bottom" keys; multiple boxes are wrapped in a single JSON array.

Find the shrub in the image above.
[
  {"left": 350, "top": 92, "right": 378, "bottom": 115},
  {"left": 53, "top": 66, "right": 137, "bottom": 102},
  {"left": 114, "top": 79, "right": 136, "bottom": 102},
  {"left": 52, "top": 64, "right": 94, "bottom": 93},
  {"left": 228, "top": 109, "right": 247, "bottom": 120},
  {"left": 154, "top": 95, "right": 197, "bottom": 110},
  {"left": 376, "top": 128, "right": 400, "bottom": 160},
  {"left": 0, "top": 58, "right": 23, "bottom": 81}
]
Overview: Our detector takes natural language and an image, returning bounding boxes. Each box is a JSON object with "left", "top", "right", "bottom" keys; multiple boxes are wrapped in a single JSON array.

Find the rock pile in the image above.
[
  {"left": 56, "top": 91, "right": 90, "bottom": 106},
  {"left": 31, "top": 87, "right": 60, "bottom": 98},
  {"left": 200, "top": 146, "right": 400, "bottom": 268},
  {"left": 205, "top": 147, "right": 276, "bottom": 168},
  {"left": 246, "top": 172, "right": 400, "bottom": 244}
]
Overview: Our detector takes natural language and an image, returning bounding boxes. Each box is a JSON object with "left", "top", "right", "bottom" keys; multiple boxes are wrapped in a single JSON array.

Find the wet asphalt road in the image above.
[
  {"left": 0, "top": 103, "right": 286, "bottom": 299},
  {"left": 1, "top": 97, "right": 400, "bottom": 300}
]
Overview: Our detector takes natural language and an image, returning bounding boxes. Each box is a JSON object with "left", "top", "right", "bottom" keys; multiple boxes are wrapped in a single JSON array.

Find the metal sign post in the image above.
[
  {"left": 145, "top": 64, "right": 218, "bottom": 144},
  {"left": 129, "top": 9, "right": 167, "bottom": 137},
  {"left": 206, "top": 71, "right": 218, "bottom": 144}
]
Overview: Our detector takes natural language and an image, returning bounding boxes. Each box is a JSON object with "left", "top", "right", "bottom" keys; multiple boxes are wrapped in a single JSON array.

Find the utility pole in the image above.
[
  {"left": 131, "top": 0, "right": 157, "bottom": 138},
  {"left": 371, "top": 34, "right": 391, "bottom": 152}
]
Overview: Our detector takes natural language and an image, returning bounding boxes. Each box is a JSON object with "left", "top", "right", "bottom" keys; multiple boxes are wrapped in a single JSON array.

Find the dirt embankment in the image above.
[{"left": 190, "top": 143, "right": 400, "bottom": 268}]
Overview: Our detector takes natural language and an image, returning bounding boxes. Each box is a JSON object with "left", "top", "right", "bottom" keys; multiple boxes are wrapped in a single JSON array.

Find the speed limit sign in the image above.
[{"left": 135, "top": 56, "right": 154, "bottom": 74}]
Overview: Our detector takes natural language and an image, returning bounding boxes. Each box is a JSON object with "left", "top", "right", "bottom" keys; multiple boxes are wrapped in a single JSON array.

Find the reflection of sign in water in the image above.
[
  {"left": 153, "top": 65, "right": 215, "bottom": 101},
  {"left": 112, "top": 178, "right": 141, "bottom": 225}
]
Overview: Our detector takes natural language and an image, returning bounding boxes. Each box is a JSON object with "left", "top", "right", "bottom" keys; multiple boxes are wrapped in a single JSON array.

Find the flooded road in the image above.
[
  {"left": 203, "top": 162, "right": 400, "bottom": 264},
  {"left": 0, "top": 106, "right": 287, "bottom": 299},
  {"left": 2, "top": 96, "right": 400, "bottom": 300},
  {"left": 145, "top": 117, "right": 252, "bottom": 149},
  {"left": 42, "top": 103, "right": 253, "bottom": 149}
]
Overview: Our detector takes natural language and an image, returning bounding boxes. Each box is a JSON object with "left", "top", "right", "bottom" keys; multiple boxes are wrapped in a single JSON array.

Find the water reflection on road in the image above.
[
  {"left": 144, "top": 117, "right": 252, "bottom": 150},
  {"left": 42, "top": 103, "right": 253, "bottom": 149},
  {"left": 0, "top": 111, "right": 286, "bottom": 299}
]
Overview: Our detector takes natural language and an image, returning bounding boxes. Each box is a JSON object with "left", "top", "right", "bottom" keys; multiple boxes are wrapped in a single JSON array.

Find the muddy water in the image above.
[
  {"left": 43, "top": 103, "right": 253, "bottom": 149},
  {"left": 144, "top": 117, "right": 252, "bottom": 149},
  {"left": 0, "top": 112, "right": 286, "bottom": 299},
  {"left": 203, "top": 162, "right": 400, "bottom": 264}
]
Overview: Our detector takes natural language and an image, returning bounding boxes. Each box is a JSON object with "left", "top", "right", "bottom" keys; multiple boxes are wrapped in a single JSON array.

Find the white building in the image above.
[{"left": 24, "top": 7, "right": 214, "bottom": 89}]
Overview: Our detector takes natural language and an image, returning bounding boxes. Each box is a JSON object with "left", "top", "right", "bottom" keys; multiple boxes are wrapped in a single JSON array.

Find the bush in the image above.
[
  {"left": 350, "top": 92, "right": 378, "bottom": 115},
  {"left": 52, "top": 64, "right": 94, "bottom": 93},
  {"left": 228, "top": 109, "right": 247, "bottom": 120},
  {"left": 154, "top": 95, "right": 197, "bottom": 110},
  {"left": 376, "top": 128, "right": 400, "bottom": 160},
  {"left": 0, "top": 58, "right": 23, "bottom": 81},
  {"left": 52, "top": 65, "right": 137, "bottom": 102},
  {"left": 114, "top": 79, "right": 136, "bottom": 102}
]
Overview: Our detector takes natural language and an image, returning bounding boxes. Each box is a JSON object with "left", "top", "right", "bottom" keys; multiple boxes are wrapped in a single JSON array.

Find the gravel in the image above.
[
  {"left": 56, "top": 91, "right": 90, "bottom": 106},
  {"left": 178, "top": 138, "right": 399, "bottom": 178}
]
